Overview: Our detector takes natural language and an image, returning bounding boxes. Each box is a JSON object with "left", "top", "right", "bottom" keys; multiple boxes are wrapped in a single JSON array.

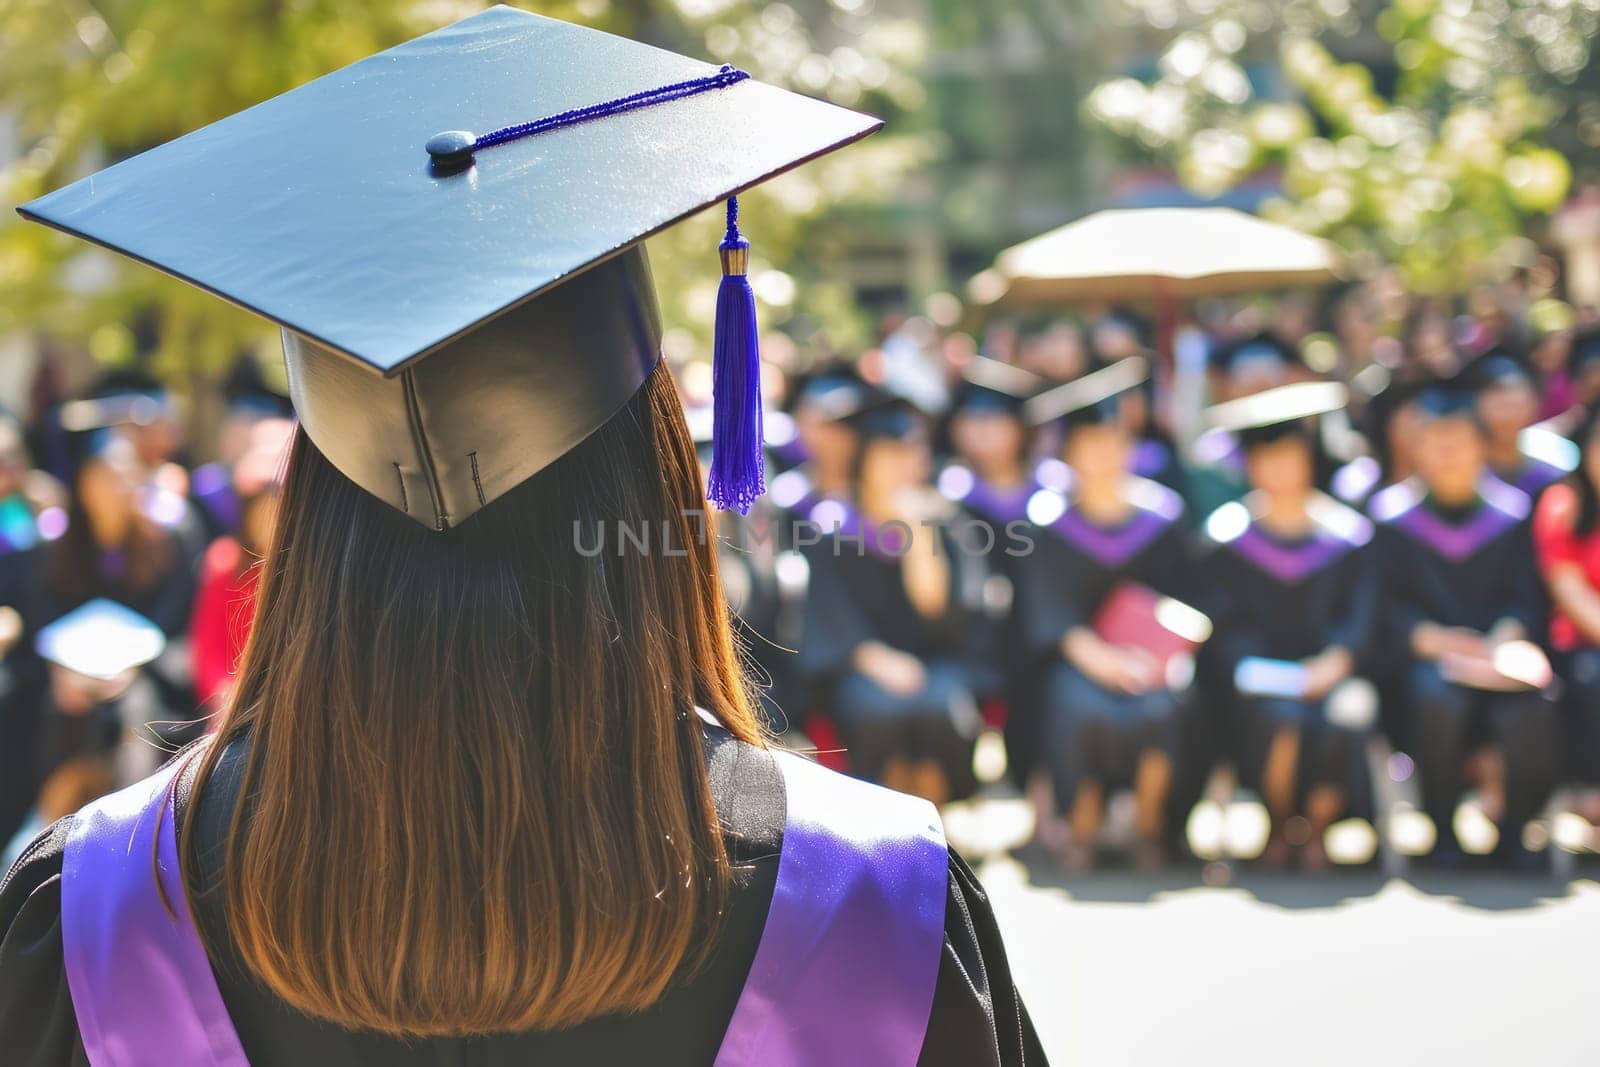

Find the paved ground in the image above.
[{"left": 978, "top": 857, "right": 1598, "bottom": 1066}]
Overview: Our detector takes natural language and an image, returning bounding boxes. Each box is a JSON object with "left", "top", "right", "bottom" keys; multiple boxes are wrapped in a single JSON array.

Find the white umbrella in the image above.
[{"left": 970, "top": 207, "right": 1343, "bottom": 307}]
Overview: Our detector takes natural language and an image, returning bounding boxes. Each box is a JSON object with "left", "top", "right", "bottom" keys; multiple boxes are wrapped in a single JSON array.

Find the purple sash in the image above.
[
  {"left": 61, "top": 758, "right": 249, "bottom": 1067},
  {"left": 714, "top": 751, "right": 947, "bottom": 1066},
  {"left": 62, "top": 750, "right": 947, "bottom": 1066}
]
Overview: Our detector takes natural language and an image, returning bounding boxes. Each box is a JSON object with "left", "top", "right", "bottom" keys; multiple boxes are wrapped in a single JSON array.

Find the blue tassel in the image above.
[{"left": 706, "top": 197, "right": 765, "bottom": 514}]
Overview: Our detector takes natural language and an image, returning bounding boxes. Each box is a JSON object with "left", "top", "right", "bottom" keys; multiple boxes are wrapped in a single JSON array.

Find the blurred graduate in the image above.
[
  {"left": 796, "top": 395, "right": 992, "bottom": 804},
  {"left": 1532, "top": 404, "right": 1600, "bottom": 828},
  {"left": 1369, "top": 382, "right": 1558, "bottom": 869},
  {"left": 1199, "top": 383, "right": 1377, "bottom": 869},
  {"left": 1470, "top": 353, "right": 1576, "bottom": 501},
  {"left": 1014, "top": 358, "right": 1201, "bottom": 870},
  {"left": 937, "top": 357, "right": 1046, "bottom": 786}
]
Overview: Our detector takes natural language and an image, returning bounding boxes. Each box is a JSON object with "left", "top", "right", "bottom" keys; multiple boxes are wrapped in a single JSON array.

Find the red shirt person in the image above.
[
  {"left": 1531, "top": 407, "right": 1600, "bottom": 803},
  {"left": 189, "top": 419, "right": 292, "bottom": 710}
]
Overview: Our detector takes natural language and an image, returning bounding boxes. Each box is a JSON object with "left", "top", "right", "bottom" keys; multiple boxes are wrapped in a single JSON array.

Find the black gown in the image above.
[
  {"left": 0, "top": 725, "right": 1047, "bottom": 1066},
  {"left": 1197, "top": 497, "right": 1377, "bottom": 813},
  {"left": 1369, "top": 479, "right": 1559, "bottom": 842},
  {"left": 937, "top": 465, "right": 1042, "bottom": 787},
  {"left": 0, "top": 542, "right": 49, "bottom": 846},
  {"left": 1013, "top": 479, "right": 1197, "bottom": 812},
  {"left": 795, "top": 511, "right": 991, "bottom": 795}
]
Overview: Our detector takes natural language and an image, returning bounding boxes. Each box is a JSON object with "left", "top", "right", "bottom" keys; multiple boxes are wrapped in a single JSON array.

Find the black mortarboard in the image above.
[
  {"left": 951, "top": 357, "right": 1043, "bottom": 417},
  {"left": 791, "top": 367, "right": 877, "bottom": 424},
  {"left": 1468, "top": 351, "right": 1535, "bottom": 392},
  {"left": 18, "top": 6, "right": 879, "bottom": 527},
  {"left": 221, "top": 359, "right": 295, "bottom": 420},
  {"left": 1205, "top": 381, "right": 1348, "bottom": 450},
  {"left": 852, "top": 396, "right": 927, "bottom": 444},
  {"left": 1023, "top": 356, "right": 1149, "bottom": 429},
  {"left": 58, "top": 372, "right": 176, "bottom": 434},
  {"left": 1210, "top": 332, "right": 1299, "bottom": 379},
  {"left": 36, "top": 599, "right": 166, "bottom": 681},
  {"left": 1413, "top": 378, "right": 1481, "bottom": 422},
  {"left": 1568, "top": 327, "right": 1600, "bottom": 376}
]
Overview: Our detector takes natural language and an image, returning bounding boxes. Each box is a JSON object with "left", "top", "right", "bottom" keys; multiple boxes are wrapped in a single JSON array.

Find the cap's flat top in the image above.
[
  {"left": 19, "top": 6, "right": 880, "bottom": 375},
  {"left": 1205, "top": 381, "right": 1349, "bottom": 432},
  {"left": 1024, "top": 356, "right": 1149, "bottom": 426},
  {"left": 36, "top": 597, "right": 166, "bottom": 680}
]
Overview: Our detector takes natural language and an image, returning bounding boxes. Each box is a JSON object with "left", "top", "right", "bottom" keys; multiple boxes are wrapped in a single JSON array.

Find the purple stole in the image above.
[
  {"left": 715, "top": 751, "right": 947, "bottom": 1065},
  {"left": 61, "top": 759, "right": 249, "bottom": 1066},
  {"left": 1370, "top": 478, "right": 1530, "bottom": 562},
  {"left": 1128, "top": 439, "right": 1171, "bottom": 481},
  {"left": 1047, "top": 480, "right": 1184, "bottom": 568},
  {"left": 959, "top": 481, "right": 1037, "bottom": 526},
  {"left": 1226, "top": 525, "right": 1353, "bottom": 583},
  {"left": 62, "top": 750, "right": 948, "bottom": 1067}
]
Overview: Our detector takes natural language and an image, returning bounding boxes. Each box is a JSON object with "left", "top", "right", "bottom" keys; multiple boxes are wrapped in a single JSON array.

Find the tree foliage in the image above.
[
  {"left": 0, "top": 0, "right": 924, "bottom": 381},
  {"left": 1086, "top": 0, "right": 1592, "bottom": 292}
]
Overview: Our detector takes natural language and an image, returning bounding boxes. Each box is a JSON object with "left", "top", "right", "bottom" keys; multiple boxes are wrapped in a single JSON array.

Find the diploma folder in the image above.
[{"left": 1091, "top": 582, "right": 1212, "bottom": 674}]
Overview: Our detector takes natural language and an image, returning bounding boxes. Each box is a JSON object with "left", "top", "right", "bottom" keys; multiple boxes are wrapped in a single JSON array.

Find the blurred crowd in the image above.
[
  {"left": 6, "top": 268, "right": 1600, "bottom": 875},
  {"left": 687, "top": 265, "right": 1600, "bottom": 874}
]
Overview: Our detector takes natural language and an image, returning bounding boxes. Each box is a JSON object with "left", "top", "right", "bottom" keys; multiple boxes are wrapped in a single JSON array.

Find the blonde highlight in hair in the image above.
[{"left": 181, "top": 364, "right": 766, "bottom": 1035}]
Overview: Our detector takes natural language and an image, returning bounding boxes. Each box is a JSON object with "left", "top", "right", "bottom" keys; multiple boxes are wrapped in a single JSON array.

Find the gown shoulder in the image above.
[
  {"left": 0, "top": 815, "right": 90, "bottom": 1067},
  {"left": 1, "top": 733, "right": 1046, "bottom": 1066}
]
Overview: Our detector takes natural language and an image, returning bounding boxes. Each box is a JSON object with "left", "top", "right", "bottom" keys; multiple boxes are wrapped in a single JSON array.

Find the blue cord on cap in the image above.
[
  {"left": 424, "top": 64, "right": 768, "bottom": 513},
  {"left": 428, "top": 62, "right": 764, "bottom": 511},
  {"left": 425, "top": 65, "right": 750, "bottom": 165}
]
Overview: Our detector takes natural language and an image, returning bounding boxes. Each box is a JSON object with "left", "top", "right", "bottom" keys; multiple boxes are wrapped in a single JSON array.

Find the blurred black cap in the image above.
[
  {"left": 1206, "top": 381, "right": 1348, "bottom": 450},
  {"left": 1024, "top": 356, "right": 1149, "bottom": 430}
]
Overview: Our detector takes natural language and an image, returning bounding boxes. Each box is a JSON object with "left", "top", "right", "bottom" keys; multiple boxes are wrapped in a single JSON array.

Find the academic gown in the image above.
[
  {"left": 1013, "top": 478, "right": 1195, "bottom": 810},
  {"left": 1198, "top": 497, "right": 1377, "bottom": 811},
  {"left": 936, "top": 465, "right": 1043, "bottom": 786},
  {"left": 0, "top": 540, "right": 49, "bottom": 847},
  {"left": 1368, "top": 479, "right": 1546, "bottom": 672},
  {"left": 0, "top": 726, "right": 1047, "bottom": 1067},
  {"left": 1369, "top": 478, "right": 1559, "bottom": 838},
  {"left": 795, "top": 506, "right": 990, "bottom": 794}
]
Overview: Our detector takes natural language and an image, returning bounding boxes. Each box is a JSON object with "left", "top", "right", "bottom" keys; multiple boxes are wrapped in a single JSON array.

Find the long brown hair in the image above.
[{"left": 181, "top": 362, "right": 766, "bottom": 1035}]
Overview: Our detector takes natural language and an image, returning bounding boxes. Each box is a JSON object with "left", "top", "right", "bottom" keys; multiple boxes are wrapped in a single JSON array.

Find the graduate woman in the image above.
[
  {"left": 1198, "top": 384, "right": 1377, "bottom": 869},
  {"left": 1370, "top": 383, "right": 1558, "bottom": 869},
  {"left": 1016, "top": 358, "right": 1197, "bottom": 870},
  {"left": 0, "top": 10, "right": 1044, "bottom": 1065},
  {"left": 937, "top": 357, "right": 1047, "bottom": 788},
  {"left": 796, "top": 396, "right": 990, "bottom": 804}
]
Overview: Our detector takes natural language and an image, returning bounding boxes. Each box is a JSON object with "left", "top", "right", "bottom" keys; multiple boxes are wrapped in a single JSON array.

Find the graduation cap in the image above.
[
  {"left": 1023, "top": 356, "right": 1149, "bottom": 429},
  {"left": 36, "top": 599, "right": 167, "bottom": 681},
  {"left": 1568, "top": 327, "right": 1600, "bottom": 377},
  {"left": 57, "top": 373, "right": 176, "bottom": 434},
  {"left": 1468, "top": 351, "right": 1535, "bottom": 392},
  {"left": 791, "top": 367, "right": 879, "bottom": 424},
  {"left": 1210, "top": 332, "right": 1299, "bottom": 381},
  {"left": 1205, "top": 381, "right": 1348, "bottom": 449},
  {"left": 1413, "top": 378, "right": 1483, "bottom": 423},
  {"left": 221, "top": 359, "right": 295, "bottom": 421},
  {"left": 851, "top": 396, "right": 928, "bottom": 445},
  {"left": 950, "top": 357, "right": 1045, "bottom": 417},
  {"left": 18, "top": 6, "right": 880, "bottom": 526}
]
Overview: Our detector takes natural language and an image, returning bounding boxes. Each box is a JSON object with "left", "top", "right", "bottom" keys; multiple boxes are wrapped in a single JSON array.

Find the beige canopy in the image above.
[{"left": 970, "top": 207, "right": 1343, "bottom": 307}]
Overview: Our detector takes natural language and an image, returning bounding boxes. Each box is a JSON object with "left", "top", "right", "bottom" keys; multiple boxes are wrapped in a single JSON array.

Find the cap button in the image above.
[{"left": 426, "top": 130, "right": 477, "bottom": 165}]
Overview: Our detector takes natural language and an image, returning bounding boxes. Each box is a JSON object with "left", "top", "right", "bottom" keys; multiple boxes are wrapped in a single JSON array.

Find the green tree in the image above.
[
  {"left": 1085, "top": 0, "right": 1590, "bottom": 292},
  {"left": 0, "top": 0, "right": 923, "bottom": 384}
]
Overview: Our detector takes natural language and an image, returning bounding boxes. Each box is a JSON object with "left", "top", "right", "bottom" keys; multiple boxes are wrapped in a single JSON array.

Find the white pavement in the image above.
[{"left": 980, "top": 860, "right": 1598, "bottom": 1067}]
